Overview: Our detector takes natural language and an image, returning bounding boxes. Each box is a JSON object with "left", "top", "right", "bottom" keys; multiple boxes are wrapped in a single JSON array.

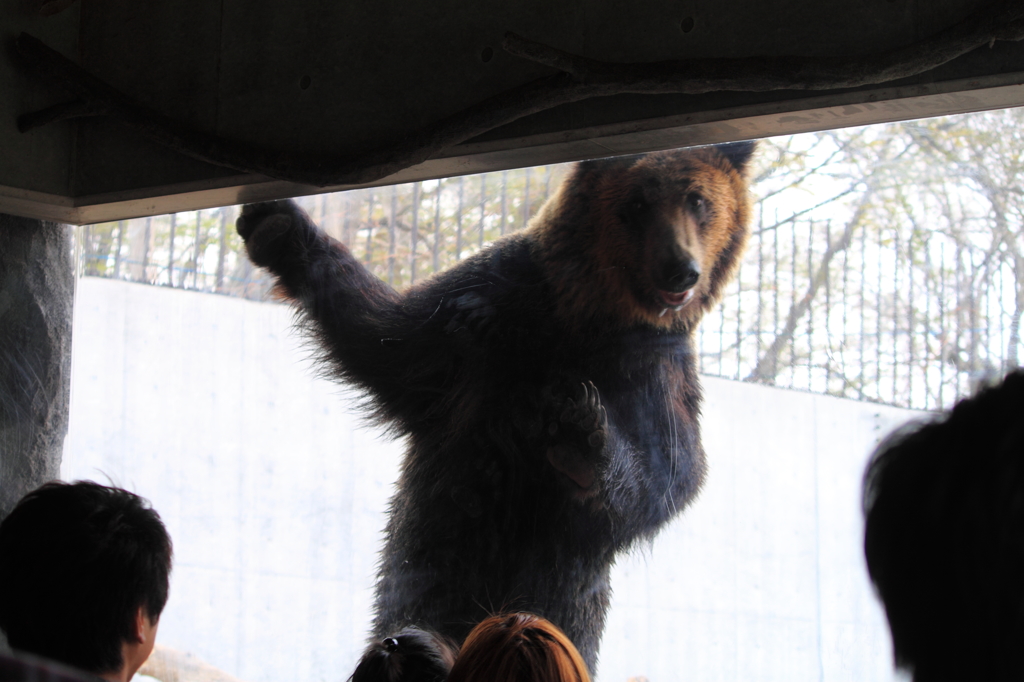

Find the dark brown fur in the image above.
[{"left": 235, "top": 142, "right": 756, "bottom": 674}]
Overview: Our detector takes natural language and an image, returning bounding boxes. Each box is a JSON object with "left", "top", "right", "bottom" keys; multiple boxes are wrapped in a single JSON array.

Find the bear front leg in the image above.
[
  {"left": 237, "top": 200, "right": 435, "bottom": 421},
  {"left": 235, "top": 199, "right": 397, "bottom": 351},
  {"left": 545, "top": 381, "right": 609, "bottom": 499}
]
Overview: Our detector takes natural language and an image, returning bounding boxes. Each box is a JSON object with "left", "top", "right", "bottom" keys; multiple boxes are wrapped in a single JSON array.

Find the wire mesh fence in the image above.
[
  {"left": 79, "top": 117, "right": 1024, "bottom": 412},
  {"left": 698, "top": 209, "right": 1019, "bottom": 410},
  {"left": 80, "top": 166, "right": 563, "bottom": 301}
]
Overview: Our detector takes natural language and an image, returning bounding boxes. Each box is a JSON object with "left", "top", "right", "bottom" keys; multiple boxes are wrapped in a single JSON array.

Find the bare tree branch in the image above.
[
  {"left": 503, "top": 1, "right": 1024, "bottom": 93},
  {"left": 752, "top": 186, "right": 858, "bottom": 236},
  {"left": 755, "top": 139, "right": 849, "bottom": 203},
  {"left": 15, "top": 0, "right": 1024, "bottom": 187},
  {"left": 16, "top": 99, "right": 107, "bottom": 132},
  {"left": 15, "top": 32, "right": 585, "bottom": 187},
  {"left": 748, "top": 196, "right": 871, "bottom": 383}
]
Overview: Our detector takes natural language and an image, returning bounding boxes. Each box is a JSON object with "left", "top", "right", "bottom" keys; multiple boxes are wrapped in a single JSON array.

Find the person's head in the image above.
[
  {"left": 350, "top": 627, "right": 457, "bottom": 682},
  {"left": 447, "top": 613, "right": 589, "bottom": 682},
  {"left": 863, "top": 370, "right": 1024, "bottom": 681},
  {"left": 0, "top": 481, "right": 172, "bottom": 679}
]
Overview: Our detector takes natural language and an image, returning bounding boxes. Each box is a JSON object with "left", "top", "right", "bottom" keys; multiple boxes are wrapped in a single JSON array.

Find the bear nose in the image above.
[{"left": 665, "top": 259, "right": 701, "bottom": 292}]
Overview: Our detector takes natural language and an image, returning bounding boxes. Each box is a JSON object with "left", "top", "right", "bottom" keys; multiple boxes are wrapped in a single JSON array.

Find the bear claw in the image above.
[{"left": 545, "top": 381, "right": 609, "bottom": 497}]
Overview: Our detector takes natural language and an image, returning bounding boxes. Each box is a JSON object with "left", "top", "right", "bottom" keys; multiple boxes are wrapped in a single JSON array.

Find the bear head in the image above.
[{"left": 532, "top": 141, "right": 756, "bottom": 332}]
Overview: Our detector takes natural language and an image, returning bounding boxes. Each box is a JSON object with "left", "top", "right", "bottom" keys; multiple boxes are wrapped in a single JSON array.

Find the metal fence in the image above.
[
  {"left": 80, "top": 209, "right": 267, "bottom": 299},
  {"left": 80, "top": 166, "right": 563, "bottom": 301},
  {"left": 79, "top": 142, "right": 1022, "bottom": 412},
  {"left": 698, "top": 210, "right": 1019, "bottom": 410}
]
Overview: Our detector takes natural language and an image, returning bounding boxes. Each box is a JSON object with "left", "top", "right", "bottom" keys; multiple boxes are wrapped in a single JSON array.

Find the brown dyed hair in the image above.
[{"left": 447, "top": 614, "right": 590, "bottom": 682}]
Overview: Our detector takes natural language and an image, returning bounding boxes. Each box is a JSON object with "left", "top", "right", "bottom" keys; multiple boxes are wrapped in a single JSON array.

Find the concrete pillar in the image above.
[{"left": 0, "top": 214, "right": 74, "bottom": 520}]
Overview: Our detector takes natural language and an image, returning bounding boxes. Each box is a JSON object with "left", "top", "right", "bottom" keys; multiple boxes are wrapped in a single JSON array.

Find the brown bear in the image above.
[{"left": 236, "top": 141, "right": 756, "bottom": 673}]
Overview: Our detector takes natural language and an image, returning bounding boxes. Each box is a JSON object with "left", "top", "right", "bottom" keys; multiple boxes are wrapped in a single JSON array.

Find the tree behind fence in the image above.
[{"left": 79, "top": 113, "right": 1024, "bottom": 411}]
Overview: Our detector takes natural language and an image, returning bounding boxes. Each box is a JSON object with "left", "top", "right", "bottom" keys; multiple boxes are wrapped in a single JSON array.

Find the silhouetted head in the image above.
[
  {"left": 446, "top": 613, "right": 590, "bottom": 682},
  {"left": 863, "top": 370, "right": 1024, "bottom": 682},
  {"left": 351, "top": 627, "right": 457, "bottom": 682},
  {"left": 0, "top": 481, "right": 172, "bottom": 676}
]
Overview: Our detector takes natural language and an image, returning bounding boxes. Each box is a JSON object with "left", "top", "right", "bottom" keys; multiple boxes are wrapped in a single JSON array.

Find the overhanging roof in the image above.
[{"left": 2, "top": 0, "right": 1022, "bottom": 225}]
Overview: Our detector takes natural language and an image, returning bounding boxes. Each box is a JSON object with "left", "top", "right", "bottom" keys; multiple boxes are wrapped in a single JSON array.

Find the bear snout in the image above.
[{"left": 656, "top": 257, "right": 701, "bottom": 294}]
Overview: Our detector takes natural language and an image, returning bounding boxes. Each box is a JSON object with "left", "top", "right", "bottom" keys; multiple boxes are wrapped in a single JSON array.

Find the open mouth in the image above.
[{"left": 657, "top": 289, "right": 695, "bottom": 316}]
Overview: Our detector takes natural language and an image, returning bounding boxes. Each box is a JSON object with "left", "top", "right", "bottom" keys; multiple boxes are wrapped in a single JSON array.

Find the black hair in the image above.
[
  {"left": 0, "top": 481, "right": 173, "bottom": 675},
  {"left": 863, "top": 370, "right": 1024, "bottom": 681},
  {"left": 350, "top": 627, "right": 457, "bottom": 682}
]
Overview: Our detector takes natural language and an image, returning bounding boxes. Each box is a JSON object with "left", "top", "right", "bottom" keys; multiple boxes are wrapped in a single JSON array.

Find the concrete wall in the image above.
[
  {"left": 64, "top": 277, "right": 919, "bottom": 682},
  {"left": 602, "top": 379, "right": 915, "bottom": 682}
]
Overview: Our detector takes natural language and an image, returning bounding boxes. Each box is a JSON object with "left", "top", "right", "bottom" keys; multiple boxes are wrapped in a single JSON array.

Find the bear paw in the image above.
[
  {"left": 236, "top": 200, "right": 311, "bottom": 269},
  {"left": 545, "top": 381, "right": 608, "bottom": 498}
]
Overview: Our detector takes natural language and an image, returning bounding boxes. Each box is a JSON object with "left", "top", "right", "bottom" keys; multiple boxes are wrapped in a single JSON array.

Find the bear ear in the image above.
[{"left": 715, "top": 140, "right": 757, "bottom": 175}]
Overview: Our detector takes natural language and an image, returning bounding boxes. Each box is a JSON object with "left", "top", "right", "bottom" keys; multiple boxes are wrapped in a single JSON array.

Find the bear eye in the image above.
[
  {"left": 624, "top": 195, "right": 651, "bottom": 224},
  {"left": 686, "top": 193, "right": 708, "bottom": 221}
]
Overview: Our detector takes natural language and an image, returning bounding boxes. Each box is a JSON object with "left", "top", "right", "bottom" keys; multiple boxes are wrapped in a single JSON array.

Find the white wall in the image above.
[
  {"left": 64, "top": 278, "right": 918, "bottom": 682},
  {"left": 602, "top": 379, "right": 915, "bottom": 682}
]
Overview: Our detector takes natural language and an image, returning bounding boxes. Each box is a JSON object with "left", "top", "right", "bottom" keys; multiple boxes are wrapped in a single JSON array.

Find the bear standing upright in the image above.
[{"left": 237, "top": 142, "right": 756, "bottom": 672}]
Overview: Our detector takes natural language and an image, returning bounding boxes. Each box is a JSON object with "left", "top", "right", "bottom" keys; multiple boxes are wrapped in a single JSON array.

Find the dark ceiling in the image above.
[{"left": 2, "top": 0, "right": 1023, "bottom": 224}]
